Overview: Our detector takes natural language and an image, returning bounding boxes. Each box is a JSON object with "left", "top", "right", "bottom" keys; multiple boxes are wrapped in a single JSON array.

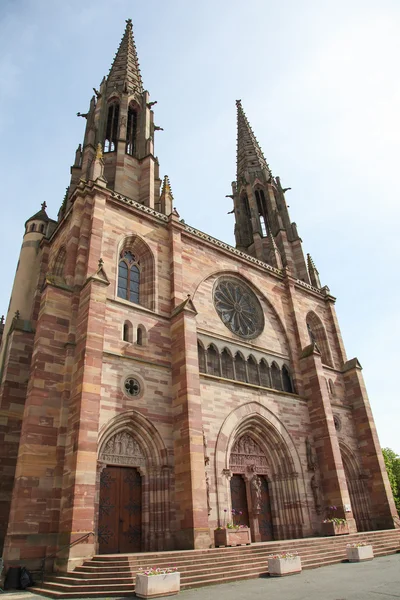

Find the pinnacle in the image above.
[
  {"left": 161, "top": 175, "right": 174, "bottom": 200},
  {"left": 307, "top": 253, "right": 319, "bottom": 273},
  {"left": 236, "top": 100, "right": 272, "bottom": 183},
  {"left": 107, "top": 19, "right": 143, "bottom": 94}
]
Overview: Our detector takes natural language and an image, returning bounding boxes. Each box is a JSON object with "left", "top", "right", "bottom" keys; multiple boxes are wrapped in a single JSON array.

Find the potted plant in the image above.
[
  {"left": 214, "top": 509, "right": 251, "bottom": 547},
  {"left": 268, "top": 552, "right": 302, "bottom": 577},
  {"left": 135, "top": 566, "right": 180, "bottom": 598},
  {"left": 321, "top": 505, "right": 349, "bottom": 536},
  {"left": 346, "top": 542, "right": 374, "bottom": 562}
]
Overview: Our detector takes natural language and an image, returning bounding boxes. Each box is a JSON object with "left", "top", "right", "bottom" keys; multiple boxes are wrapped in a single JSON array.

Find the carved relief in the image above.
[
  {"left": 230, "top": 434, "right": 268, "bottom": 472},
  {"left": 100, "top": 431, "right": 145, "bottom": 467}
]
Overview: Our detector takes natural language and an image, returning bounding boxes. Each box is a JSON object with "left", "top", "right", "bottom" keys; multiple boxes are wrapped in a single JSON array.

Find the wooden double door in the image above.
[
  {"left": 230, "top": 474, "right": 274, "bottom": 541},
  {"left": 98, "top": 466, "right": 142, "bottom": 554}
]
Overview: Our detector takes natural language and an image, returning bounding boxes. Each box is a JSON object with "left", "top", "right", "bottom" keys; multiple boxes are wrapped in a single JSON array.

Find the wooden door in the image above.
[
  {"left": 257, "top": 476, "right": 274, "bottom": 541},
  {"left": 98, "top": 466, "right": 142, "bottom": 553},
  {"left": 230, "top": 474, "right": 249, "bottom": 526}
]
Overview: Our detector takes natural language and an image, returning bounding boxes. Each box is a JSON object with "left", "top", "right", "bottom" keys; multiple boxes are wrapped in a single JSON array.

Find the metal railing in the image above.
[{"left": 37, "top": 532, "right": 94, "bottom": 584}]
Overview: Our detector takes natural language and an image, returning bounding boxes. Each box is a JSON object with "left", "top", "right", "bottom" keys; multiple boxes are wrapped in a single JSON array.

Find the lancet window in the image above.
[
  {"left": 126, "top": 106, "right": 138, "bottom": 156},
  {"left": 104, "top": 102, "right": 120, "bottom": 152},
  {"left": 255, "top": 188, "right": 269, "bottom": 237},
  {"left": 118, "top": 251, "right": 140, "bottom": 304}
]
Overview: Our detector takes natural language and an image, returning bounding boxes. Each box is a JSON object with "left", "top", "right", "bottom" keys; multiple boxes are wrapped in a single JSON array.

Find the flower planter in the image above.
[
  {"left": 135, "top": 572, "right": 180, "bottom": 598},
  {"left": 346, "top": 545, "right": 374, "bottom": 562},
  {"left": 214, "top": 527, "right": 251, "bottom": 547},
  {"left": 321, "top": 521, "right": 349, "bottom": 536},
  {"left": 268, "top": 556, "right": 302, "bottom": 577}
]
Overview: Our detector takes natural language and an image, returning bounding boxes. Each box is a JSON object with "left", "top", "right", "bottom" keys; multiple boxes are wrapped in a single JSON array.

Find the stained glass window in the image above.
[
  {"left": 118, "top": 251, "right": 140, "bottom": 304},
  {"left": 214, "top": 278, "right": 264, "bottom": 339}
]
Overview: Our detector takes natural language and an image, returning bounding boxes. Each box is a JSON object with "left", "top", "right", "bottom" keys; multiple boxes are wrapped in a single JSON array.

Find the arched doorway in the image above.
[
  {"left": 229, "top": 434, "right": 274, "bottom": 541},
  {"left": 97, "top": 412, "right": 171, "bottom": 552}
]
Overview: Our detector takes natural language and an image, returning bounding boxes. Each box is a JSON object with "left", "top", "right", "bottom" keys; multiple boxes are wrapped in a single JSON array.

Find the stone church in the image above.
[{"left": 0, "top": 19, "right": 397, "bottom": 573}]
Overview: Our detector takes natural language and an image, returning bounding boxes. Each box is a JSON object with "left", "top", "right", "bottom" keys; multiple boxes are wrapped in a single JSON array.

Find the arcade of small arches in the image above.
[{"left": 197, "top": 340, "right": 295, "bottom": 394}]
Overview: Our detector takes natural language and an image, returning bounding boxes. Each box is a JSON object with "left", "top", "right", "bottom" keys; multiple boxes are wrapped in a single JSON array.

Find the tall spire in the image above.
[
  {"left": 107, "top": 18, "right": 143, "bottom": 94},
  {"left": 236, "top": 100, "right": 272, "bottom": 183}
]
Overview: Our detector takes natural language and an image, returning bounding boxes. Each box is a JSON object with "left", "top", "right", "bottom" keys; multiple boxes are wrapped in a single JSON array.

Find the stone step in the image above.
[{"left": 30, "top": 530, "right": 400, "bottom": 598}]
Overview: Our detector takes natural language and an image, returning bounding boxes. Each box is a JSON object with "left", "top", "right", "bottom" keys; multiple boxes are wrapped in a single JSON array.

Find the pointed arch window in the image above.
[
  {"left": 282, "top": 365, "right": 293, "bottom": 393},
  {"left": 126, "top": 106, "right": 138, "bottom": 156},
  {"left": 104, "top": 102, "right": 120, "bottom": 152},
  {"left": 198, "top": 341, "right": 206, "bottom": 373},
  {"left": 221, "top": 349, "right": 234, "bottom": 380},
  {"left": 234, "top": 353, "right": 247, "bottom": 382},
  {"left": 207, "top": 345, "right": 220, "bottom": 377},
  {"left": 53, "top": 247, "right": 66, "bottom": 278},
  {"left": 255, "top": 189, "right": 268, "bottom": 237},
  {"left": 118, "top": 251, "right": 140, "bottom": 304},
  {"left": 271, "top": 362, "right": 282, "bottom": 390},
  {"left": 247, "top": 356, "right": 260, "bottom": 385},
  {"left": 259, "top": 359, "right": 271, "bottom": 388}
]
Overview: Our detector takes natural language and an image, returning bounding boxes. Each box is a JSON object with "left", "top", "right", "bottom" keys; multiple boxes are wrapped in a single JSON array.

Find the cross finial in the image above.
[
  {"left": 98, "top": 258, "right": 104, "bottom": 269},
  {"left": 41, "top": 201, "right": 47, "bottom": 211},
  {"left": 14, "top": 310, "right": 20, "bottom": 320},
  {"left": 0, "top": 315, "right": 4, "bottom": 325}
]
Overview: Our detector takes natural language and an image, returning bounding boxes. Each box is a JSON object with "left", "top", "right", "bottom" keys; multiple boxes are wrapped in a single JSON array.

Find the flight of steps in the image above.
[{"left": 30, "top": 529, "right": 400, "bottom": 598}]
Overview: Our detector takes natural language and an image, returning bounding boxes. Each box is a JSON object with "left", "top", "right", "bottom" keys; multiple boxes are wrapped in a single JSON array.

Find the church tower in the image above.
[
  {"left": 61, "top": 18, "right": 162, "bottom": 219},
  {"left": 0, "top": 18, "right": 398, "bottom": 586},
  {"left": 232, "top": 100, "right": 309, "bottom": 283}
]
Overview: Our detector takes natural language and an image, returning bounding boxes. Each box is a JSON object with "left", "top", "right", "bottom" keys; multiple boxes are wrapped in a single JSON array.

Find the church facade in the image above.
[{"left": 0, "top": 20, "right": 397, "bottom": 573}]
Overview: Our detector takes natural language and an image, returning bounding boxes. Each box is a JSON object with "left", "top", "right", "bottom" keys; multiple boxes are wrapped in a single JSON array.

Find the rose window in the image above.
[{"left": 214, "top": 279, "right": 264, "bottom": 339}]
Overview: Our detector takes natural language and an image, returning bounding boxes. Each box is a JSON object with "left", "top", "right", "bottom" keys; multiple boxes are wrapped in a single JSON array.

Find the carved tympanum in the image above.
[
  {"left": 100, "top": 431, "right": 145, "bottom": 467},
  {"left": 230, "top": 434, "right": 268, "bottom": 472}
]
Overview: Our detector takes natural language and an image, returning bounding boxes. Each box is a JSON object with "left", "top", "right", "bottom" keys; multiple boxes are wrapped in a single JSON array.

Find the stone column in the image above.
[
  {"left": 343, "top": 358, "right": 399, "bottom": 530},
  {"left": 300, "top": 343, "right": 356, "bottom": 531}
]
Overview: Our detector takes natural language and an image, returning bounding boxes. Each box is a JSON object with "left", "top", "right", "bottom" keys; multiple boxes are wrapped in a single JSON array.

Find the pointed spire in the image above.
[
  {"left": 236, "top": 100, "right": 272, "bottom": 183},
  {"left": 160, "top": 175, "right": 174, "bottom": 215},
  {"left": 307, "top": 253, "right": 321, "bottom": 288},
  {"left": 107, "top": 18, "right": 143, "bottom": 94}
]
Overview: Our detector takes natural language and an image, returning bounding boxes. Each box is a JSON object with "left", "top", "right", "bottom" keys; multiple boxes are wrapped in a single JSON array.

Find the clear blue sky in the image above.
[{"left": 0, "top": 0, "right": 399, "bottom": 452}]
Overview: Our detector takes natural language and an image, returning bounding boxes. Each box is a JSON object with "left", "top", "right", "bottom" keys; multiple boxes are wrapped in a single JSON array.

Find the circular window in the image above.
[
  {"left": 213, "top": 278, "right": 264, "bottom": 339},
  {"left": 124, "top": 377, "right": 141, "bottom": 397}
]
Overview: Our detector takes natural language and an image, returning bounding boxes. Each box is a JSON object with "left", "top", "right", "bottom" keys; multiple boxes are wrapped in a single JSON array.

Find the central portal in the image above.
[
  {"left": 98, "top": 466, "right": 142, "bottom": 554},
  {"left": 229, "top": 434, "right": 274, "bottom": 542}
]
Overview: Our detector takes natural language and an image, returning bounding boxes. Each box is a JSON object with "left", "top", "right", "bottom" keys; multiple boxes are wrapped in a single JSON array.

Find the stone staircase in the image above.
[{"left": 30, "top": 529, "right": 400, "bottom": 598}]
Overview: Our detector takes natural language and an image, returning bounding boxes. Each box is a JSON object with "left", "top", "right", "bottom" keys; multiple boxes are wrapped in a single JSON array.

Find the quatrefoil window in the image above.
[
  {"left": 213, "top": 278, "right": 264, "bottom": 339},
  {"left": 124, "top": 377, "right": 141, "bottom": 397}
]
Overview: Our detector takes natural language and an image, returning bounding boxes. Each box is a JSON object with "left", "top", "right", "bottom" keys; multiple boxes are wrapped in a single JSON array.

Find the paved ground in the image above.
[{"left": 2, "top": 553, "right": 400, "bottom": 600}]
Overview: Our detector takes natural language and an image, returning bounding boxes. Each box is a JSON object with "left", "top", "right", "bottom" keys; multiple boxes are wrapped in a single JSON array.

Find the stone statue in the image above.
[
  {"left": 306, "top": 438, "right": 317, "bottom": 471},
  {"left": 251, "top": 474, "right": 262, "bottom": 514}
]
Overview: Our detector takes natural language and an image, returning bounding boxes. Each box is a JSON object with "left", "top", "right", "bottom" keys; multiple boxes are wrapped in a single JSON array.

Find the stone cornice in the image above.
[{"left": 109, "top": 192, "right": 169, "bottom": 223}]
